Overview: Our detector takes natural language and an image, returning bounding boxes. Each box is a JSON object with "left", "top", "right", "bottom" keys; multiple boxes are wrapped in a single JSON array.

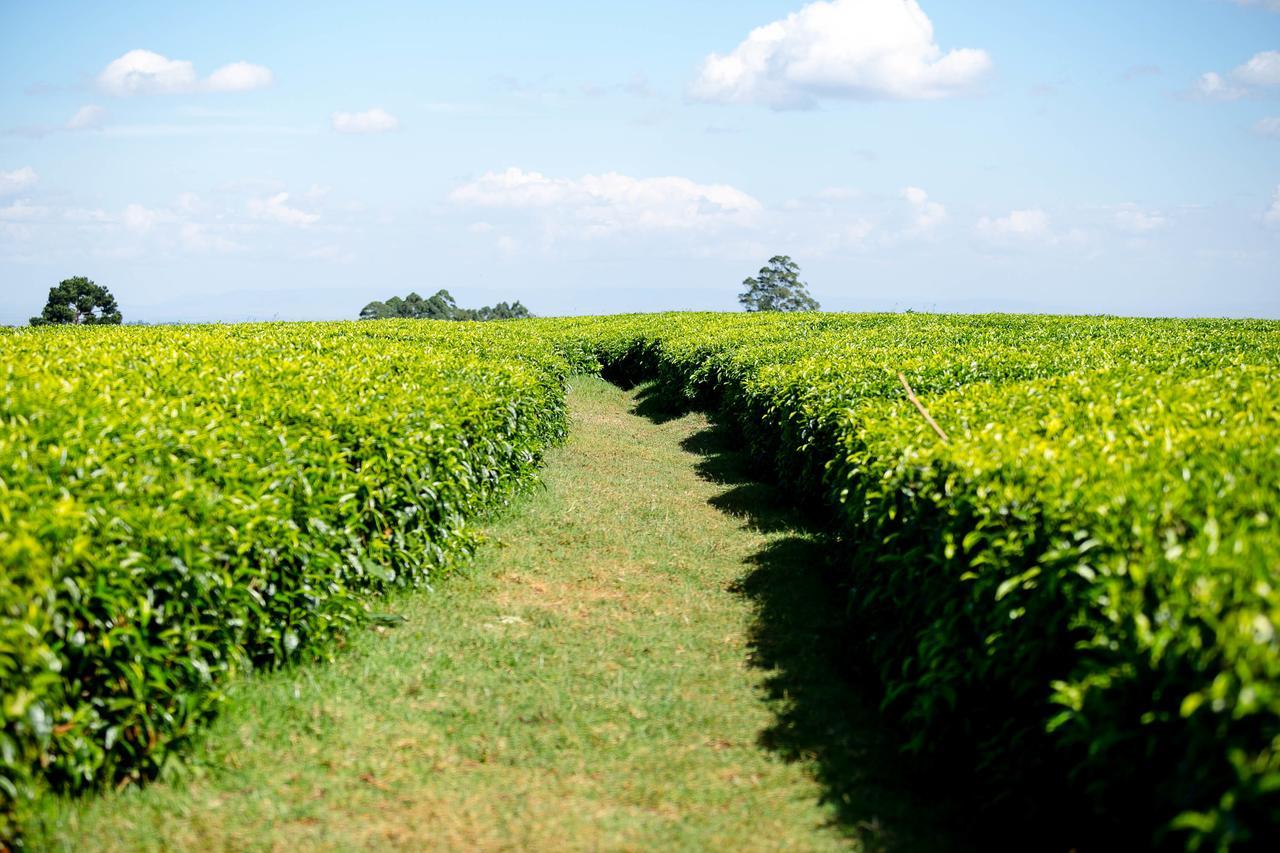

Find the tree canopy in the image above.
[
  {"left": 360, "top": 289, "right": 531, "bottom": 322},
  {"left": 30, "top": 277, "right": 123, "bottom": 326},
  {"left": 738, "top": 256, "right": 820, "bottom": 313}
]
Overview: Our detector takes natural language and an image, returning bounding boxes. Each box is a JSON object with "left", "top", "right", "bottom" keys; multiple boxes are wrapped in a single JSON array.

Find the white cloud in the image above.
[
  {"left": 122, "top": 203, "right": 164, "bottom": 234},
  {"left": 0, "top": 166, "right": 38, "bottom": 196},
  {"left": 331, "top": 108, "right": 400, "bottom": 134},
  {"left": 1234, "top": 50, "right": 1280, "bottom": 87},
  {"left": 99, "top": 50, "right": 196, "bottom": 95},
  {"left": 1114, "top": 205, "right": 1166, "bottom": 233},
  {"left": 204, "top": 61, "right": 274, "bottom": 92},
  {"left": 1192, "top": 51, "right": 1280, "bottom": 99},
  {"left": 66, "top": 105, "right": 108, "bottom": 131},
  {"left": 97, "top": 50, "right": 273, "bottom": 96},
  {"left": 450, "top": 167, "right": 762, "bottom": 235},
  {"left": 1190, "top": 71, "right": 1247, "bottom": 101},
  {"left": 689, "top": 0, "right": 992, "bottom": 108},
  {"left": 1267, "top": 186, "right": 1280, "bottom": 225},
  {"left": 1256, "top": 116, "right": 1280, "bottom": 136},
  {"left": 902, "top": 186, "right": 947, "bottom": 229},
  {"left": 247, "top": 192, "right": 319, "bottom": 226},
  {"left": 976, "top": 208, "right": 1051, "bottom": 239},
  {"left": 468, "top": 221, "right": 495, "bottom": 234},
  {"left": 0, "top": 200, "right": 43, "bottom": 221}
]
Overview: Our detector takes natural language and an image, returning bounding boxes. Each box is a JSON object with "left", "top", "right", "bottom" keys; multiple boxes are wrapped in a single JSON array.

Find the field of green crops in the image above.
[{"left": 3, "top": 313, "right": 1279, "bottom": 847}]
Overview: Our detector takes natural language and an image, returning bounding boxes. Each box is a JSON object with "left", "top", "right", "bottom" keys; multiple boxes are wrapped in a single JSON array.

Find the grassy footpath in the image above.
[{"left": 28, "top": 377, "right": 957, "bottom": 851}]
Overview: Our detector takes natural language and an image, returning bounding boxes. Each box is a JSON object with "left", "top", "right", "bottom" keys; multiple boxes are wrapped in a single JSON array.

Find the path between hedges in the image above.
[{"left": 36, "top": 377, "right": 959, "bottom": 851}]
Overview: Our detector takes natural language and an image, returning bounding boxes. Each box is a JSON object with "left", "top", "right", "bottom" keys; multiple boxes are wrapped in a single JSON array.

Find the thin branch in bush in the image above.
[{"left": 897, "top": 372, "right": 949, "bottom": 443}]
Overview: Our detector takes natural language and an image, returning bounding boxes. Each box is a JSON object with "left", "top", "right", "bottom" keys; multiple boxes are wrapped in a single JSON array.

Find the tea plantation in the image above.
[{"left": 3, "top": 313, "right": 1278, "bottom": 847}]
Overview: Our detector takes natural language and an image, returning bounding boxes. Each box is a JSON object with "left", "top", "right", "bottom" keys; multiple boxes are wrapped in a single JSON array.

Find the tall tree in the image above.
[
  {"left": 738, "top": 256, "right": 820, "bottom": 313},
  {"left": 30, "top": 276, "right": 123, "bottom": 326}
]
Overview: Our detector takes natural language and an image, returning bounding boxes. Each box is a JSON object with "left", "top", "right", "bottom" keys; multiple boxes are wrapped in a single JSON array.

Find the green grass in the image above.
[{"left": 26, "top": 377, "right": 957, "bottom": 851}]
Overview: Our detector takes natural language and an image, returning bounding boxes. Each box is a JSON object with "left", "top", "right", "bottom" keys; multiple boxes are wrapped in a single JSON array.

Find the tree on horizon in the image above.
[
  {"left": 30, "top": 277, "right": 123, "bottom": 326},
  {"left": 738, "top": 256, "right": 820, "bottom": 313}
]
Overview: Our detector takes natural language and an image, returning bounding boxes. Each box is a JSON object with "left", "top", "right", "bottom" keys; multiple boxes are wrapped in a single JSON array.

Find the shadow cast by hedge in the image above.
[{"left": 628, "top": 382, "right": 974, "bottom": 851}]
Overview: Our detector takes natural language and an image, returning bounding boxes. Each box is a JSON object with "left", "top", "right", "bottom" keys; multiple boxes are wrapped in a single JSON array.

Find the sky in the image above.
[{"left": 1, "top": 0, "right": 1278, "bottom": 324}]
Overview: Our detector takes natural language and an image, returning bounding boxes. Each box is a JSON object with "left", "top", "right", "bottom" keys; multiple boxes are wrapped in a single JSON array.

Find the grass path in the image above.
[{"left": 32, "top": 377, "right": 957, "bottom": 851}]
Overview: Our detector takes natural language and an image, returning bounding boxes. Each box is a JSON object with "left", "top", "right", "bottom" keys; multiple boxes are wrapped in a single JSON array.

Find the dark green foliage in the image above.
[
  {"left": 29, "top": 277, "right": 122, "bottom": 326},
  {"left": 359, "top": 289, "right": 531, "bottom": 322},
  {"left": 738, "top": 256, "right": 820, "bottom": 312}
]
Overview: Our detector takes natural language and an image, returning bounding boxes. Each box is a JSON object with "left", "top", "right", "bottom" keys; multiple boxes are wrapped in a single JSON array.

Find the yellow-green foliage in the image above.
[
  {"left": 0, "top": 321, "right": 567, "bottom": 837},
  {"left": 533, "top": 312, "right": 1280, "bottom": 846},
  {"left": 4, "top": 312, "right": 1279, "bottom": 847}
]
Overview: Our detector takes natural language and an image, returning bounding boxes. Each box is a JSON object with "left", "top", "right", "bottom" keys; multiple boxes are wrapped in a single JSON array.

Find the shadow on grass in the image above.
[
  {"left": 628, "top": 382, "right": 697, "bottom": 425},
  {"left": 630, "top": 383, "right": 975, "bottom": 852}
]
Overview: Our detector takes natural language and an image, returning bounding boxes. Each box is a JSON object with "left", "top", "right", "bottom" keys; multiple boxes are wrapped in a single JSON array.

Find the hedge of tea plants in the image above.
[
  {"left": 0, "top": 321, "right": 567, "bottom": 837},
  {"left": 5, "top": 311, "right": 1278, "bottom": 847},
  {"left": 538, "top": 312, "right": 1280, "bottom": 847}
]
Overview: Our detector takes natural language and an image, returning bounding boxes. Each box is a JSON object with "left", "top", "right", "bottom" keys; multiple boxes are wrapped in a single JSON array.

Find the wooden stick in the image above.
[{"left": 898, "top": 372, "right": 950, "bottom": 443}]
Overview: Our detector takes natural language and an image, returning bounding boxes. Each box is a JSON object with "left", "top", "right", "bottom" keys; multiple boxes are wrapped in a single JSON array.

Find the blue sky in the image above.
[{"left": 1, "top": 0, "right": 1277, "bottom": 323}]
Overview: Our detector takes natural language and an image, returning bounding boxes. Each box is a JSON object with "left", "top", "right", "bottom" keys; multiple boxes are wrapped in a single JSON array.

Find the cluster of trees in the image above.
[{"left": 359, "top": 289, "right": 531, "bottom": 322}]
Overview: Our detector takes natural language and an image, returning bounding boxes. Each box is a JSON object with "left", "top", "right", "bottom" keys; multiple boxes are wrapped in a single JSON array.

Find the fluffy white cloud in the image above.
[
  {"left": 1267, "top": 186, "right": 1280, "bottom": 225},
  {"left": 902, "top": 186, "right": 946, "bottom": 229},
  {"left": 99, "top": 50, "right": 196, "bottom": 95},
  {"left": 1192, "top": 51, "right": 1280, "bottom": 99},
  {"left": 66, "top": 105, "right": 108, "bottom": 131},
  {"left": 204, "top": 61, "right": 274, "bottom": 92},
  {"left": 689, "top": 0, "right": 992, "bottom": 108},
  {"left": 0, "top": 166, "right": 38, "bottom": 196},
  {"left": 976, "top": 208, "right": 1050, "bottom": 239},
  {"left": 331, "top": 108, "right": 400, "bottom": 134},
  {"left": 1114, "top": 205, "right": 1166, "bottom": 233},
  {"left": 450, "top": 167, "right": 761, "bottom": 235},
  {"left": 97, "top": 50, "right": 273, "bottom": 96},
  {"left": 1234, "top": 50, "right": 1280, "bottom": 87},
  {"left": 247, "top": 192, "right": 319, "bottom": 226}
]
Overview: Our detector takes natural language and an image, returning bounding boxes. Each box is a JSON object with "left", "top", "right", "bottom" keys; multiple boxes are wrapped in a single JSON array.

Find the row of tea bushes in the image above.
[
  {"left": 539, "top": 312, "right": 1280, "bottom": 846},
  {"left": 0, "top": 321, "right": 568, "bottom": 837}
]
